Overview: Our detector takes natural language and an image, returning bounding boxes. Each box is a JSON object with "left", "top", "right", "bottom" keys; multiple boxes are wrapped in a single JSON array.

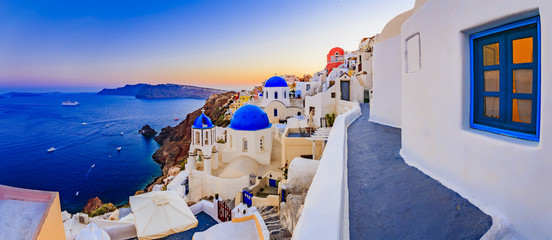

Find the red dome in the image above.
[{"left": 326, "top": 47, "right": 344, "bottom": 74}]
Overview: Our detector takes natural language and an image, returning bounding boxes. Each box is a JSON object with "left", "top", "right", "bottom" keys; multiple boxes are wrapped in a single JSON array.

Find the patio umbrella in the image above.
[{"left": 130, "top": 190, "right": 198, "bottom": 240}]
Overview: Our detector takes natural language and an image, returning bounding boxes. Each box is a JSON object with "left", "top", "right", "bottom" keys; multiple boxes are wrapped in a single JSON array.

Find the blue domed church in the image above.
[{"left": 223, "top": 104, "right": 273, "bottom": 166}]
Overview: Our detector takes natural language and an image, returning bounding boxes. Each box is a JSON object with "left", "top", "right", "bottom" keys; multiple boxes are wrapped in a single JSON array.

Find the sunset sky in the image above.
[{"left": 0, "top": 0, "right": 414, "bottom": 92}]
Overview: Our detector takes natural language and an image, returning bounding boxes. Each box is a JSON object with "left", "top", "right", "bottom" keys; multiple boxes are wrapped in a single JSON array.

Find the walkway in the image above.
[{"left": 347, "top": 104, "right": 492, "bottom": 239}]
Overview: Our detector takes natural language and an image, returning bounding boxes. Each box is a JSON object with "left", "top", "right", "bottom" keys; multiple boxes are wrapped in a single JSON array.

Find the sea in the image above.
[{"left": 0, "top": 93, "right": 205, "bottom": 213}]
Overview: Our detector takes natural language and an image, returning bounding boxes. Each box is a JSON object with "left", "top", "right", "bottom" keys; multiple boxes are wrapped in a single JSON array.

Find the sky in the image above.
[{"left": 0, "top": 0, "right": 415, "bottom": 92}]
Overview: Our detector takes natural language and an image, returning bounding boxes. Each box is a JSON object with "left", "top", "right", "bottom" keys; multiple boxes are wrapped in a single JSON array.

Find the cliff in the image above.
[
  {"left": 97, "top": 84, "right": 149, "bottom": 96},
  {"left": 136, "top": 84, "right": 225, "bottom": 99},
  {"left": 97, "top": 83, "right": 225, "bottom": 99},
  {"left": 146, "top": 91, "right": 236, "bottom": 191}
]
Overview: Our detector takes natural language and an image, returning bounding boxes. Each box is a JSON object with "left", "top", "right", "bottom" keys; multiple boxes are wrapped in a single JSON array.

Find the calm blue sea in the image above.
[{"left": 0, "top": 93, "right": 204, "bottom": 213}]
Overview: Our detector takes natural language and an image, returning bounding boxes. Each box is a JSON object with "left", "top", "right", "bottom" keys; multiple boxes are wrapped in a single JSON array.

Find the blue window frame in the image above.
[{"left": 470, "top": 16, "right": 540, "bottom": 141}]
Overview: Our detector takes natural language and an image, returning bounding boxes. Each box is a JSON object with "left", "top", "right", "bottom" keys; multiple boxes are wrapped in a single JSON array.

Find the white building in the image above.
[
  {"left": 223, "top": 104, "right": 273, "bottom": 166},
  {"left": 261, "top": 76, "right": 290, "bottom": 108},
  {"left": 371, "top": 0, "right": 552, "bottom": 238}
]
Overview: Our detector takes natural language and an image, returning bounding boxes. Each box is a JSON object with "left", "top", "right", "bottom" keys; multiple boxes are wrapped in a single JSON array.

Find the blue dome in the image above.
[
  {"left": 229, "top": 105, "right": 271, "bottom": 131},
  {"left": 264, "top": 76, "right": 288, "bottom": 88},
  {"left": 193, "top": 113, "right": 214, "bottom": 129}
]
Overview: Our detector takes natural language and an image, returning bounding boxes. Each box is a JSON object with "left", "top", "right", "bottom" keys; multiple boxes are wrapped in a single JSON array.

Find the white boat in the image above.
[
  {"left": 91, "top": 164, "right": 95, "bottom": 168},
  {"left": 106, "top": 124, "right": 110, "bottom": 127},
  {"left": 82, "top": 122, "right": 87, "bottom": 125},
  {"left": 120, "top": 132, "right": 124, "bottom": 136},
  {"left": 47, "top": 147, "right": 55, "bottom": 153},
  {"left": 117, "top": 147, "right": 122, "bottom": 151},
  {"left": 62, "top": 101, "right": 79, "bottom": 106},
  {"left": 75, "top": 191, "right": 79, "bottom": 196}
]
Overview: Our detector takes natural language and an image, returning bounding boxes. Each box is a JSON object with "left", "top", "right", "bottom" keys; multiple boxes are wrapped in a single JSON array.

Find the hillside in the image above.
[
  {"left": 97, "top": 83, "right": 224, "bottom": 99},
  {"left": 97, "top": 84, "right": 149, "bottom": 96}
]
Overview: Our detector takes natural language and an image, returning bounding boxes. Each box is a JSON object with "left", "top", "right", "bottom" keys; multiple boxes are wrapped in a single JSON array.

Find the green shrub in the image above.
[{"left": 90, "top": 203, "right": 116, "bottom": 217}]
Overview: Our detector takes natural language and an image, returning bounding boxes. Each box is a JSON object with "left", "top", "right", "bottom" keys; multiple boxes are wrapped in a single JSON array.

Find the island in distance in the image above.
[{"left": 97, "top": 83, "right": 225, "bottom": 99}]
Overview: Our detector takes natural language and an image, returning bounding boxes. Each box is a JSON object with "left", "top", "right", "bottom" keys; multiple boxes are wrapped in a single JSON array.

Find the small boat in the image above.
[
  {"left": 82, "top": 122, "right": 87, "bottom": 125},
  {"left": 106, "top": 124, "right": 110, "bottom": 127},
  {"left": 47, "top": 147, "right": 56, "bottom": 153},
  {"left": 120, "top": 132, "right": 124, "bottom": 136},
  {"left": 75, "top": 191, "right": 79, "bottom": 196},
  {"left": 117, "top": 147, "right": 122, "bottom": 151},
  {"left": 62, "top": 101, "right": 79, "bottom": 106},
  {"left": 91, "top": 164, "right": 95, "bottom": 168},
  {"left": 174, "top": 118, "right": 179, "bottom": 121},
  {"left": 108, "top": 155, "right": 112, "bottom": 158}
]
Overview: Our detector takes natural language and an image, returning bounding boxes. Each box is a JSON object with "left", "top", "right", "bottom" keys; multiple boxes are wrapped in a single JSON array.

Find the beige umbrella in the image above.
[{"left": 130, "top": 190, "right": 198, "bottom": 240}]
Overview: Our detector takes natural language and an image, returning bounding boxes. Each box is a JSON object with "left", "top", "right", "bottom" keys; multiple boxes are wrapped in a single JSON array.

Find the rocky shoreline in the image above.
[
  {"left": 82, "top": 91, "right": 236, "bottom": 213},
  {"left": 143, "top": 91, "right": 236, "bottom": 192}
]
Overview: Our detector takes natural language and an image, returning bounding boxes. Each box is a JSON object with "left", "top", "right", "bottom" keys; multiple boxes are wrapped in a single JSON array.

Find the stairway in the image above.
[{"left": 257, "top": 206, "right": 291, "bottom": 240}]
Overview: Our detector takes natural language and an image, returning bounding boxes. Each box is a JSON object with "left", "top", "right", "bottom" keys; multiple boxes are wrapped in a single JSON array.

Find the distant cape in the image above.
[{"left": 97, "top": 83, "right": 225, "bottom": 99}]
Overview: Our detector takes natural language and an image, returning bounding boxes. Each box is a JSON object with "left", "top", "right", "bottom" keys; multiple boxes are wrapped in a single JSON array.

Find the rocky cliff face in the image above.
[
  {"left": 97, "top": 83, "right": 225, "bottom": 99},
  {"left": 97, "top": 84, "right": 149, "bottom": 96},
  {"left": 136, "top": 84, "right": 225, "bottom": 99},
  {"left": 146, "top": 91, "right": 236, "bottom": 191}
]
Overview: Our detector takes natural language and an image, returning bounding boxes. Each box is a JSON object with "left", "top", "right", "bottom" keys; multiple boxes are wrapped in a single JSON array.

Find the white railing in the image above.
[{"left": 292, "top": 103, "right": 361, "bottom": 240}]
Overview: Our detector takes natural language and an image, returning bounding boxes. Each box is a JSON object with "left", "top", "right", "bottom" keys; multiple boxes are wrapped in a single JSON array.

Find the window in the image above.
[
  {"left": 298, "top": 112, "right": 301, "bottom": 116},
  {"left": 274, "top": 91, "right": 278, "bottom": 99},
  {"left": 406, "top": 33, "right": 421, "bottom": 73},
  {"left": 274, "top": 109, "right": 278, "bottom": 117},
  {"left": 331, "top": 92, "right": 336, "bottom": 98},
  {"left": 195, "top": 132, "right": 200, "bottom": 145},
  {"left": 470, "top": 17, "right": 540, "bottom": 141},
  {"left": 229, "top": 135, "right": 232, "bottom": 148},
  {"left": 205, "top": 131, "right": 209, "bottom": 145},
  {"left": 284, "top": 90, "right": 287, "bottom": 98},
  {"left": 243, "top": 138, "right": 248, "bottom": 152},
  {"left": 260, "top": 137, "right": 264, "bottom": 151},
  {"left": 306, "top": 84, "right": 311, "bottom": 91},
  {"left": 265, "top": 91, "right": 268, "bottom": 98}
]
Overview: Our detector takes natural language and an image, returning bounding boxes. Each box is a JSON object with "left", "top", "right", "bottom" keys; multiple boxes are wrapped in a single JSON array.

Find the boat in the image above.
[
  {"left": 62, "top": 101, "right": 79, "bottom": 106},
  {"left": 47, "top": 147, "right": 55, "bottom": 153},
  {"left": 174, "top": 118, "right": 179, "bottom": 121},
  {"left": 117, "top": 147, "right": 122, "bottom": 151},
  {"left": 82, "top": 122, "right": 87, "bottom": 125},
  {"left": 75, "top": 191, "right": 79, "bottom": 196},
  {"left": 106, "top": 124, "right": 110, "bottom": 127},
  {"left": 120, "top": 132, "right": 124, "bottom": 136},
  {"left": 91, "top": 164, "right": 95, "bottom": 168}
]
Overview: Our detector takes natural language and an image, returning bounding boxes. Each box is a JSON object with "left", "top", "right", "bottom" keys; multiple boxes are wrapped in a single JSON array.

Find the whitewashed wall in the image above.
[
  {"left": 371, "top": 35, "right": 403, "bottom": 128},
  {"left": 188, "top": 170, "right": 250, "bottom": 201},
  {"left": 293, "top": 104, "right": 361, "bottom": 240},
  {"left": 401, "top": 1, "right": 551, "bottom": 239}
]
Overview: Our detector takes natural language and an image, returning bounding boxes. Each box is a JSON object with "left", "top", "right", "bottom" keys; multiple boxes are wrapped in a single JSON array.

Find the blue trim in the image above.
[{"left": 469, "top": 16, "right": 540, "bottom": 142}]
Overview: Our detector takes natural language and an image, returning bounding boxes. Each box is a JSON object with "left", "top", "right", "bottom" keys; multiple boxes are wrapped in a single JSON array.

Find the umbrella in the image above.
[{"left": 130, "top": 191, "right": 198, "bottom": 240}]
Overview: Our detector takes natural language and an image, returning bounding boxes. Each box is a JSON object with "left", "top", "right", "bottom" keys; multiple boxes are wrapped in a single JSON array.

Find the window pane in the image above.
[
  {"left": 513, "top": 69, "right": 533, "bottom": 94},
  {"left": 484, "top": 70, "right": 500, "bottom": 92},
  {"left": 483, "top": 43, "right": 499, "bottom": 66},
  {"left": 484, "top": 97, "right": 500, "bottom": 118},
  {"left": 512, "top": 99, "right": 532, "bottom": 123},
  {"left": 512, "top": 37, "right": 533, "bottom": 64}
]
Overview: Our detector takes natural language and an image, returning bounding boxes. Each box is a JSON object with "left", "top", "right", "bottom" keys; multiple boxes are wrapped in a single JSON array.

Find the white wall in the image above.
[
  {"left": 401, "top": 1, "right": 551, "bottom": 239},
  {"left": 304, "top": 87, "right": 336, "bottom": 127},
  {"left": 188, "top": 169, "right": 250, "bottom": 201},
  {"left": 262, "top": 86, "right": 290, "bottom": 107},
  {"left": 371, "top": 35, "right": 402, "bottom": 128},
  {"left": 224, "top": 127, "right": 272, "bottom": 165},
  {"left": 293, "top": 104, "right": 361, "bottom": 240}
]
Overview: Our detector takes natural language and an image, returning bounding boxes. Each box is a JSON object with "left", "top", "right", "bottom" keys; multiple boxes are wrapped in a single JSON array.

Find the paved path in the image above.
[{"left": 347, "top": 104, "right": 492, "bottom": 240}]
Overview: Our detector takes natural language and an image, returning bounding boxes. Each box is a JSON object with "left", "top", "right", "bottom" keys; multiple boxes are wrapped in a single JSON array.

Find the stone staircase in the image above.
[{"left": 257, "top": 206, "right": 291, "bottom": 240}]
